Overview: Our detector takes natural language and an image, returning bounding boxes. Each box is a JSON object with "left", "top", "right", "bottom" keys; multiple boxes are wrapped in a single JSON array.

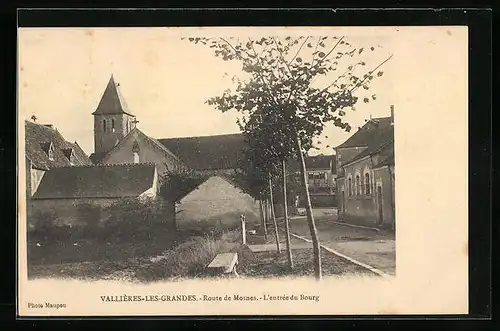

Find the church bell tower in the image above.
[{"left": 92, "top": 75, "right": 137, "bottom": 156}]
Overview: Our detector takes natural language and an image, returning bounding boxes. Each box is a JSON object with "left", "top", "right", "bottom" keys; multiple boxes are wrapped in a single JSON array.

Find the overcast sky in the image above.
[{"left": 18, "top": 27, "right": 395, "bottom": 156}]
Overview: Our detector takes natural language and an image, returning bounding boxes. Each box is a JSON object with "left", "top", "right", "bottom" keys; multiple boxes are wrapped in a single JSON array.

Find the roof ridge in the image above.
[
  {"left": 51, "top": 162, "right": 157, "bottom": 169},
  {"left": 26, "top": 120, "right": 56, "bottom": 130},
  {"left": 371, "top": 116, "right": 391, "bottom": 120},
  {"left": 158, "top": 132, "right": 243, "bottom": 140}
]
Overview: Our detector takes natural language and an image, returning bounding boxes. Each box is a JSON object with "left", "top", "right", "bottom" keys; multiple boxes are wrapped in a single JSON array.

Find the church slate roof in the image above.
[
  {"left": 92, "top": 75, "right": 135, "bottom": 117},
  {"left": 25, "top": 120, "right": 93, "bottom": 170},
  {"left": 33, "top": 163, "right": 157, "bottom": 199},
  {"left": 158, "top": 133, "right": 247, "bottom": 171}
]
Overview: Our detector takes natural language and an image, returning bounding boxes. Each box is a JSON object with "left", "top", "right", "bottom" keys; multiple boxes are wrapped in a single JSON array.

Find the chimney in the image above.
[
  {"left": 390, "top": 105, "right": 394, "bottom": 123},
  {"left": 43, "top": 124, "right": 54, "bottom": 129}
]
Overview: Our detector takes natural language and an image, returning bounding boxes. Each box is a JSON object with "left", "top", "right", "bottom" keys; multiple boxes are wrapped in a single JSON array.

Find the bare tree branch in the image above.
[
  {"left": 316, "top": 62, "right": 364, "bottom": 95},
  {"left": 309, "top": 36, "right": 344, "bottom": 73},
  {"left": 271, "top": 36, "right": 294, "bottom": 80},
  {"left": 288, "top": 36, "right": 309, "bottom": 65},
  {"left": 350, "top": 53, "right": 394, "bottom": 93},
  {"left": 285, "top": 36, "right": 346, "bottom": 104},
  {"left": 248, "top": 37, "right": 281, "bottom": 107},
  {"left": 220, "top": 37, "right": 242, "bottom": 58},
  {"left": 309, "top": 37, "right": 322, "bottom": 70}
]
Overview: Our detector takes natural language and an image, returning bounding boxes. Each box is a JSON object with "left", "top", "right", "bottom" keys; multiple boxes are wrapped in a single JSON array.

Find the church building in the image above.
[{"left": 89, "top": 75, "right": 248, "bottom": 177}]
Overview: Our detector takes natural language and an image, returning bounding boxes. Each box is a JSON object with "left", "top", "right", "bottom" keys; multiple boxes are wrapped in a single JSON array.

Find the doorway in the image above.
[
  {"left": 377, "top": 186, "right": 383, "bottom": 225},
  {"left": 341, "top": 191, "right": 346, "bottom": 215}
]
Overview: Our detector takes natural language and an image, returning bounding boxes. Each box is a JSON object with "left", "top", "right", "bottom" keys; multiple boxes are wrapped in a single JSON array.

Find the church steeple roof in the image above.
[{"left": 92, "top": 75, "right": 135, "bottom": 116}]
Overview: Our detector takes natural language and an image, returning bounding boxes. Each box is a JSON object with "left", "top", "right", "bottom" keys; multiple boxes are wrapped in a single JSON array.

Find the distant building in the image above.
[
  {"left": 304, "top": 154, "right": 337, "bottom": 194},
  {"left": 287, "top": 154, "right": 337, "bottom": 208},
  {"left": 335, "top": 106, "right": 395, "bottom": 229}
]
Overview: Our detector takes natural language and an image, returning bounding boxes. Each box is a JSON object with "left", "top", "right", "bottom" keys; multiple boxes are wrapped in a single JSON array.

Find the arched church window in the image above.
[
  {"left": 103, "top": 119, "right": 106, "bottom": 132},
  {"left": 355, "top": 175, "right": 360, "bottom": 195},
  {"left": 112, "top": 119, "right": 115, "bottom": 132},
  {"left": 365, "top": 173, "right": 371, "bottom": 195}
]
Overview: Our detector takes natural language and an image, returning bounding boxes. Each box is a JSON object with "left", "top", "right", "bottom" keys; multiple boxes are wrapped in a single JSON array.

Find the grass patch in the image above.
[
  {"left": 135, "top": 231, "right": 242, "bottom": 282},
  {"left": 28, "top": 229, "right": 244, "bottom": 283}
]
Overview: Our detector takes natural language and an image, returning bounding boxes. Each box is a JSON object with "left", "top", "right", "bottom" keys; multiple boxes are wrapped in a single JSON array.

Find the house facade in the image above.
[{"left": 335, "top": 106, "right": 395, "bottom": 229}]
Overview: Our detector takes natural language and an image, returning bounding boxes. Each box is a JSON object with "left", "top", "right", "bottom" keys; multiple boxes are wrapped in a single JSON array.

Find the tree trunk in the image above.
[
  {"left": 259, "top": 193, "right": 267, "bottom": 238},
  {"left": 269, "top": 175, "right": 281, "bottom": 254},
  {"left": 282, "top": 160, "right": 294, "bottom": 269},
  {"left": 295, "top": 135, "right": 322, "bottom": 280},
  {"left": 264, "top": 198, "right": 269, "bottom": 239}
]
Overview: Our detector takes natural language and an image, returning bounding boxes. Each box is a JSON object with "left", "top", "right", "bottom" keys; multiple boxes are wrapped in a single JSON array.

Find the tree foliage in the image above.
[
  {"left": 159, "top": 163, "right": 207, "bottom": 203},
  {"left": 185, "top": 35, "right": 392, "bottom": 145}
]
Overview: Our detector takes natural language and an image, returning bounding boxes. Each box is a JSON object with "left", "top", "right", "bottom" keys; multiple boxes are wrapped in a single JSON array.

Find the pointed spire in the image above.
[{"left": 92, "top": 75, "right": 135, "bottom": 116}]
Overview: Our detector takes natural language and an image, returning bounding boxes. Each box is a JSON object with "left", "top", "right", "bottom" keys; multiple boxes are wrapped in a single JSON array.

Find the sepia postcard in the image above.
[{"left": 17, "top": 25, "right": 468, "bottom": 316}]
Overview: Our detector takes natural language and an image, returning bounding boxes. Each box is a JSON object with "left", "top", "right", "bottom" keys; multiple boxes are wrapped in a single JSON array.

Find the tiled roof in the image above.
[
  {"left": 336, "top": 117, "right": 393, "bottom": 149},
  {"left": 33, "top": 163, "right": 157, "bottom": 199},
  {"left": 92, "top": 75, "right": 134, "bottom": 117},
  {"left": 25, "top": 121, "right": 93, "bottom": 170},
  {"left": 287, "top": 155, "right": 336, "bottom": 174},
  {"left": 305, "top": 154, "right": 336, "bottom": 171},
  {"left": 158, "top": 133, "right": 247, "bottom": 171}
]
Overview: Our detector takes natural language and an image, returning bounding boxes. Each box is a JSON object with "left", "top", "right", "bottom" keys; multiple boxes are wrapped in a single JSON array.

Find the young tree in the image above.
[
  {"left": 268, "top": 173, "right": 281, "bottom": 253},
  {"left": 234, "top": 125, "right": 285, "bottom": 252},
  {"left": 259, "top": 194, "right": 267, "bottom": 239},
  {"left": 185, "top": 35, "right": 392, "bottom": 280},
  {"left": 282, "top": 159, "right": 293, "bottom": 269},
  {"left": 231, "top": 145, "right": 269, "bottom": 237}
]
